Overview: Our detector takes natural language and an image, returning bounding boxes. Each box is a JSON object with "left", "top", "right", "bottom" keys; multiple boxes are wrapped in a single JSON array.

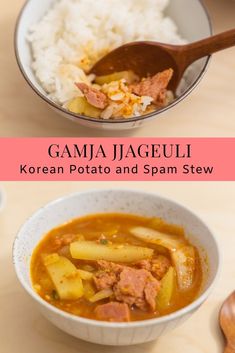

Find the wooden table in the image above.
[
  {"left": 0, "top": 1, "right": 235, "bottom": 352},
  {"left": 0, "top": 0, "right": 235, "bottom": 137},
  {"left": 1, "top": 181, "right": 235, "bottom": 353}
]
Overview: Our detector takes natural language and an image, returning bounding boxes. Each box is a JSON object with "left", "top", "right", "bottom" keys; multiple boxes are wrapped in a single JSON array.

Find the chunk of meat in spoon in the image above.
[
  {"left": 130, "top": 68, "right": 173, "bottom": 106},
  {"left": 75, "top": 82, "right": 108, "bottom": 109}
]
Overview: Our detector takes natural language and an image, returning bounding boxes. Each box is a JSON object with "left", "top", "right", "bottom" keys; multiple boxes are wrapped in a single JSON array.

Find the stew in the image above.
[{"left": 31, "top": 213, "right": 203, "bottom": 322}]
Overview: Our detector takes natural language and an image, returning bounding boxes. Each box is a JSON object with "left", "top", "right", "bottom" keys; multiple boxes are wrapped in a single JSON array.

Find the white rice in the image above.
[{"left": 28, "top": 0, "right": 186, "bottom": 117}]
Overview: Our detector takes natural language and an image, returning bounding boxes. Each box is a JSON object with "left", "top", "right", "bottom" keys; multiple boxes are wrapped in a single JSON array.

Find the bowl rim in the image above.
[
  {"left": 12, "top": 188, "right": 221, "bottom": 329},
  {"left": 14, "top": 0, "right": 212, "bottom": 125}
]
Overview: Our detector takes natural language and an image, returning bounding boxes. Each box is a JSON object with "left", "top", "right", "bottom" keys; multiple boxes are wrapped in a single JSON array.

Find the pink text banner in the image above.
[{"left": 0, "top": 138, "right": 234, "bottom": 181}]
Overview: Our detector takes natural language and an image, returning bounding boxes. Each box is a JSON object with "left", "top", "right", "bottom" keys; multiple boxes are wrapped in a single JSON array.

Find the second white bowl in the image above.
[{"left": 13, "top": 189, "right": 220, "bottom": 346}]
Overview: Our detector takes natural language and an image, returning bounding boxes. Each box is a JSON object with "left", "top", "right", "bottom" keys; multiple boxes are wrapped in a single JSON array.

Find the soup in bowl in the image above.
[{"left": 13, "top": 189, "right": 220, "bottom": 345}]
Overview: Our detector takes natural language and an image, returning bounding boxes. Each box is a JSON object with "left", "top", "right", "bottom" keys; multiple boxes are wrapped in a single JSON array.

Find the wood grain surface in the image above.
[
  {"left": 0, "top": 0, "right": 235, "bottom": 137},
  {"left": 1, "top": 181, "right": 235, "bottom": 353}
]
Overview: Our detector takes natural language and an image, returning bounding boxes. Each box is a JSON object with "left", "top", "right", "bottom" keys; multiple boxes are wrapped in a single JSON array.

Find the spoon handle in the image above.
[
  {"left": 224, "top": 344, "right": 235, "bottom": 353},
  {"left": 183, "top": 29, "right": 235, "bottom": 66}
]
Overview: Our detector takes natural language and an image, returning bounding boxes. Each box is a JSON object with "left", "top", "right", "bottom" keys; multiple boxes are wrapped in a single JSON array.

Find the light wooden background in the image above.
[
  {"left": 1, "top": 181, "right": 235, "bottom": 353},
  {"left": 0, "top": 0, "right": 235, "bottom": 137}
]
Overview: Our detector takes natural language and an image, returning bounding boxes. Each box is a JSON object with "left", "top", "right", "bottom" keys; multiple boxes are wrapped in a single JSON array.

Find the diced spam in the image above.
[{"left": 95, "top": 302, "right": 130, "bottom": 322}]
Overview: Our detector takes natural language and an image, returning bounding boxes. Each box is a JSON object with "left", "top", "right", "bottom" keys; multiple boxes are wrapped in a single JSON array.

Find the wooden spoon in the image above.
[
  {"left": 91, "top": 29, "right": 235, "bottom": 91},
  {"left": 219, "top": 291, "right": 235, "bottom": 353}
]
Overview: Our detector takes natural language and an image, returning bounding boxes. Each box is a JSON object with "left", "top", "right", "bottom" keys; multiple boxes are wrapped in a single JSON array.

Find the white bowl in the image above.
[
  {"left": 15, "top": 0, "right": 212, "bottom": 131},
  {"left": 13, "top": 189, "right": 220, "bottom": 346}
]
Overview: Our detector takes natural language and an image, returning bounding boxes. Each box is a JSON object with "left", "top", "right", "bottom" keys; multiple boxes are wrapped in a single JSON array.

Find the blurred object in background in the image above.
[
  {"left": 0, "top": 186, "right": 6, "bottom": 212},
  {"left": 204, "top": 0, "right": 235, "bottom": 32}
]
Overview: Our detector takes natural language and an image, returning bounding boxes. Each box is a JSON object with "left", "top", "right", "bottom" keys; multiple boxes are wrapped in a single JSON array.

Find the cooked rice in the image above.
[{"left": 28, "top": 0, "right": 186, "bottom": 119}]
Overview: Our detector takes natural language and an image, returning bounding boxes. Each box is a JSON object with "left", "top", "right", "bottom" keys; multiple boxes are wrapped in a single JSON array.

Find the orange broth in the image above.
[{"left": 31, "top": 213, "right": 203, "bottom": 321}]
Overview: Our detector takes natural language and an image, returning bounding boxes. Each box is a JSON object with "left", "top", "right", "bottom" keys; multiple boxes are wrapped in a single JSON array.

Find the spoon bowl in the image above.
[
  {"left": 220, "top": 291, "right": 235, "bottom": 353},
  {"left": 91, "top": 42, "right": 181, "bottom": 91},
  {"left": 91, "top": 29, "right": 235, "bottom": 92}
]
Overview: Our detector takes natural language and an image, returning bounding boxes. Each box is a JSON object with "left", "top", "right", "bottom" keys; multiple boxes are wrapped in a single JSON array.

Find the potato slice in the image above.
[
  {"left": 70, "top": 240, "right": 153, "bottom": 262},
  {"left": 68, "top": 97, "right": 101, "bottom": 118},
  {"left": 43, "top": 254, "right": 84, "bottom": 300},
  {"left": 95, "top": 71, "right": 139, "bottom": 85},
  {"left": 81, "top": 264, "right": 95, "bottom": 272},
  {"left": 171, "top": 246, "right": 196, "bottom": 290},
  {"left": 84, "top": 102, "right": 102, "bottom": 118},
  {"left": 68, "top": 97, "right": 86, "bottom": 114},
  {"left": 83, "top": 281, "right": 96, "bottom": 300},
  {"left": 77, "top": 269, "right": 93, "bottom": 280},
  {"left": 129, "top": 227, "right": 184, "bottom": 251},
  {"left": 89, "top": 289, "right": 113, "bottom": 303},
  {"left": 156, "top": 267, "right": 176, "bottom": 310}
]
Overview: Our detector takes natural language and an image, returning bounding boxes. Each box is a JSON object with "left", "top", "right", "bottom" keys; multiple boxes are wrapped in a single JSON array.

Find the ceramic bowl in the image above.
[
  {"left": 13, "top": 189, "right": 220, "bottom": 346},
  {"left": 15, "top": 0, "right": 212, "bottom": 131}
]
